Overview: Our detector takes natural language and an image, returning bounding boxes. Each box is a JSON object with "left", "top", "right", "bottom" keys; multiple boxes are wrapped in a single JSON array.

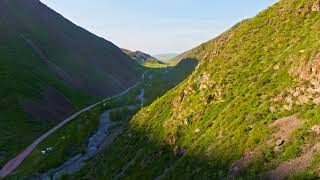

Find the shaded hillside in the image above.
[
  {"left": 74, "top": 0, "right": 320, "bottom": 179},
  {"left": 0, "top": 0, "right": 140, "bottom": 167},
  {"left": 142, "top": 58, "right": 198, "bottom": 106}
]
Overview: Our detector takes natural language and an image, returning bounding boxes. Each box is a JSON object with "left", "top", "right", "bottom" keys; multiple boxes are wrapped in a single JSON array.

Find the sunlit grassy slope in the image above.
[{"left": 72, "top": 0, "right": 320, "bottom": 179}]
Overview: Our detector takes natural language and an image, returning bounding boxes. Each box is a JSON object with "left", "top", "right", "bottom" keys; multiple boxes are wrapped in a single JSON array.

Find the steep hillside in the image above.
[
  {"left": 0, "top": 0, "right": 140, "bottom": 167},
  {"left": 73, "top": 0, "right": 320, "bottom": 179},
  {"left": 142, "top": 58, "right": 198, "bottom": 106}
]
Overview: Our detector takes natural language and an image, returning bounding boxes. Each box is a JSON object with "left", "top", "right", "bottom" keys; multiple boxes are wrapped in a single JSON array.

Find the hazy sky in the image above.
[{"left": 40, "top": 0, "right": 278, "bottom": 55}]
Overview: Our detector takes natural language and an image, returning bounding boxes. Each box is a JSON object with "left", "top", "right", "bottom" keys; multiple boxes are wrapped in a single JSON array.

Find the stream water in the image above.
[{"left": 40, "top": 89, "right": 144, "bottom": 180}]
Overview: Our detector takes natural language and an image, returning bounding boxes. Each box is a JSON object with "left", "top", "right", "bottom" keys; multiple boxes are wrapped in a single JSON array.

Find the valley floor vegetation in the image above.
[{"left": 8, "top": 60, "right": 197, "bottom": 178}]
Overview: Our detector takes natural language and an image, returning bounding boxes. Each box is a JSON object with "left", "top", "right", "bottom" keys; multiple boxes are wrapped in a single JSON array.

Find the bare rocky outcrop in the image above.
[
  {"left": 197, "top": 72, "right": 213, "bottom": 90},
  {"left": 194, "top": 128, "right": 201, "bottom": 134},
  {"left": 272, "top": 53, "right": 320, "bottom": 111},
  {"left": 228, "top": 115, "right": 302, "bottom": 179},
  {"left": 228, "top": 149, "right": 259, "bottom": 179},
  {"left": 267, "top": 114, "right": 303, "bottom": 145},
  {"left": 165, "top": 135, "right": 177, "bottom": 145},
  {"left": 312, "top": 0, "right": 320, "bottom": 11},
  {"left": 173, "top": 146, "right": 186, "bottom": 157},
  {"left": 265, "top": 143, "right": 320, "bottom": 180},
  {"left": 311, "top": 125, "right": 320, "bottom": 134}
]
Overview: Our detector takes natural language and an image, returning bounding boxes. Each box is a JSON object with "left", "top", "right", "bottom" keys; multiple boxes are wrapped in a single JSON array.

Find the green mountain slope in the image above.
[
  {"left": 74, "top": 0, "right": 320, "bottom": 179},
  {"left": 0, "top": 0, "right": 140, "bottom": 167}
]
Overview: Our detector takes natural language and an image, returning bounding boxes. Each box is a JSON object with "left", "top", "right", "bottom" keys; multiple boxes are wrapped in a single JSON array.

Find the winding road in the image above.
[
  {"left": 41, "top": 89, "right": 144, "bottom": 179},
  {"left": 0, "top": 74, "right": 144, "bottom": 178}
]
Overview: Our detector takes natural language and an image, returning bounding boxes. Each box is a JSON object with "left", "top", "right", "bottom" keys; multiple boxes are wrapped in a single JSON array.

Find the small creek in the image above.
[{"left": 39, "top": 89, "right": 144, "bottom": 180}]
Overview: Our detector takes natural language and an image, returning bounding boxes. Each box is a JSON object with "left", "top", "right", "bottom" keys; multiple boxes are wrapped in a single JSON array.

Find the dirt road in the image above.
[{"left": 0, "top": 75, "right": 143, "bottom": 178}]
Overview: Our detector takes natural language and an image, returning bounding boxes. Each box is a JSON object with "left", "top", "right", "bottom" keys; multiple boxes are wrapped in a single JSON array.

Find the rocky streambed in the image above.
[
  {"left": 40, "top": 89, "right": 144, "bottom": 180},
  {"left": 40, "top": 110, "right": 113, "bottom": 180}
]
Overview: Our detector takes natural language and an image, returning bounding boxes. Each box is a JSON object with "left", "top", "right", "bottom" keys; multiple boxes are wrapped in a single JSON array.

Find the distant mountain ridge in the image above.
[
  {"left": 122, "top": 49, "right": 164, "bottom": 64},
  {"left": 154, "top": 53, "right": 179, "bottom": 62}
]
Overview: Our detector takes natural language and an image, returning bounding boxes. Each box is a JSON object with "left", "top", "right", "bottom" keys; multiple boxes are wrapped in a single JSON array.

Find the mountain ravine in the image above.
[
  {"left": 3, "top": 0, "right": 320, "bottom": 179},
  {"left": 68, "top": 0, "right": 320, "bottom": 179}
]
